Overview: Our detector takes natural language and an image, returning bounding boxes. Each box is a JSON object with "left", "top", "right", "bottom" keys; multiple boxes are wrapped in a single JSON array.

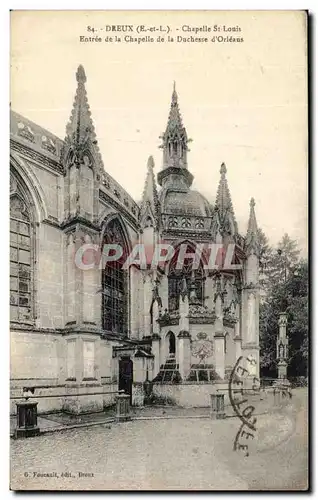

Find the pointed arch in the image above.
[
  {"left": 99, "top": 210, "right": 132, "bottom": 252},
  {"left": 167, "top": 240, "right": 206, "bottom": 313},
  {"left": 10, "top": 168, "right": 37, "bottom": 324},
  {"left": 100, "top": 213, "right": 130, "bottom": 336},
  {"left": 10, "top": 153, "right": 49, "bottom": 223}
]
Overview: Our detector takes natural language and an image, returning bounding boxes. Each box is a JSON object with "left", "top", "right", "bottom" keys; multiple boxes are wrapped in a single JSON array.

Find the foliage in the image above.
[{"left": 259, "top": 233, "right": 308, "bottom": 378}]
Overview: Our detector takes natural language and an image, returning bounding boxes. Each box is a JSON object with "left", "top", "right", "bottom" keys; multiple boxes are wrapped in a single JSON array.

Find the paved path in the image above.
[
  {"left": 11, "top": 419, "right": 247, "bottom": 490},
  {"left": 10, "top": 389, "right": 308, "bottom": 491}
]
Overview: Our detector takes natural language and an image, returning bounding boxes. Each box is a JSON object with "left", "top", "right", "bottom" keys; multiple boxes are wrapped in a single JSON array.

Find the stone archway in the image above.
[{"left": 166, "top": 331, "right": 176, "bottom": 357}]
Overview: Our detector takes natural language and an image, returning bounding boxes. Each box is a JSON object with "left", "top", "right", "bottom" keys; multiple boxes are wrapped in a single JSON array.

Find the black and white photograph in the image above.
[{"left": 9, "top": 10, "right": 308, "bottom": 491}]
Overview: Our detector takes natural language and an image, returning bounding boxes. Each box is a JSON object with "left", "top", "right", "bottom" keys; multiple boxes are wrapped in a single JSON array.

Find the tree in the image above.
[
  {"left": 258, "top": 233, "right": 308, "bottom": 378},
  {"left": 258, "top": 227, "right": 274, "bottom": 298}
]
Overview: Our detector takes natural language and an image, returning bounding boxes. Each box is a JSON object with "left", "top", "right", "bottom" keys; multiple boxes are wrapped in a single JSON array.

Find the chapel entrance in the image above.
[
  {"left": 118, "top": 357, "right": 133, "bottom": 404},
  {"left": 167, "top": 331, "right": 176, "bottom": 356}
]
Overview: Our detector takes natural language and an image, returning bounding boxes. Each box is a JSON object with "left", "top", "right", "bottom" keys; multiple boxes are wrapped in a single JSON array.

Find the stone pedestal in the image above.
[
  {"left": 277, "top": 360, "right": 288, "bottom": 380},
  {"left": 15, "top": 401, "right": 40, "bottom": 438},
  {"left": 116, "top": 394, "right": 131, "bottom": 422},
  {"left": 210, "top": 394, "right": 225, "bottom": 419}
]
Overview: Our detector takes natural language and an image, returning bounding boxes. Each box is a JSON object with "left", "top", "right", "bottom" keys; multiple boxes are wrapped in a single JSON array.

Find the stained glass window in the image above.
[
  {"left": 101, "top": 219, "right": 128, "bottom": 335},
  {"left": 10, "top": 189, "right": 33, "bottom": 322}
]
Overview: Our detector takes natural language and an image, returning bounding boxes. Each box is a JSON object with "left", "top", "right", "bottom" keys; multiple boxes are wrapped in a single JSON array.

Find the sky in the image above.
[{"left": 10, "top": 10, "right": 308, "bottom": 253}]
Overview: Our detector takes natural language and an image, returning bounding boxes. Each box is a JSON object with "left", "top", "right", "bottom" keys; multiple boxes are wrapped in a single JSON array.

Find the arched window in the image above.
[
  {"left": 168, "top": 244, "right": 205, "bottom": 313},
  {"left": 101, "top": 218, "right": 128, "bottom": 335},
  {"left": 10, "top": 174, "right": 34, "bottom": 323}
]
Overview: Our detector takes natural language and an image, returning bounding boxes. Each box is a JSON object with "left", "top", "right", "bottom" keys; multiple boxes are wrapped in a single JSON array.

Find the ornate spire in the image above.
[
  {"left": 139, "top": 156, "right": 160, "bottom": 228},
  {"left": 245, "top": 197, "right": 260, "bottom": 256},
  {"left": 166, "top": 81, "right": 184, "bottom": 133},
  {"left": 213, "top": 163, "right": 238, "bottom": 236},
  {"left": 158, "top": 83, "right": 193, "bottom": 187},
  {"left": 61, "top": 65, "right": 102, "bottom": 170}
]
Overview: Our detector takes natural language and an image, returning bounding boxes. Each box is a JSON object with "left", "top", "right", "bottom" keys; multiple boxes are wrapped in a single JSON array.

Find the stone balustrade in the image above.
[{"left": 162, "top": 214, "right": 212, "bottom": 233}]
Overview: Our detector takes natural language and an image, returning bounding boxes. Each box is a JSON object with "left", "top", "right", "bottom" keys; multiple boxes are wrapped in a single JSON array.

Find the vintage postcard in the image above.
[{"left": 10, "top": 10, "right": 308, "bottom": 491}]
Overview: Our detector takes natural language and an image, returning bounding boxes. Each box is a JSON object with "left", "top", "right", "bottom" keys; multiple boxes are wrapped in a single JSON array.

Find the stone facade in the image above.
[{"left": 10, "top": 65, "right": 260, "bottom": 413}]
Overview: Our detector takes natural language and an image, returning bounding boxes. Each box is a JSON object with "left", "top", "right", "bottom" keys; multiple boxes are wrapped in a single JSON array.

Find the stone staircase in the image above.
[{"left": 152, "top": 355, "right": 182, "bottom": 383}]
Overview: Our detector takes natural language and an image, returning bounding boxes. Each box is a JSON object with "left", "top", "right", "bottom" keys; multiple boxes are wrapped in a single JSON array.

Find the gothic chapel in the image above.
[{"left": 10, "top": 66, "right": 260, "bottom": 413}]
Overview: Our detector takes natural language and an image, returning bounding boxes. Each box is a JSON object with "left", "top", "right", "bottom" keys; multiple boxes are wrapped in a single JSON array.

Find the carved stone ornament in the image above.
[
  {"left": 17, "top": 122, "right": 35, "bottom": 142},
  {"left": 191, "top": 339, "right": 213, "bottom": 363},
  {"left": 41, "top": 135, "right": 57, "bottom": 155}
]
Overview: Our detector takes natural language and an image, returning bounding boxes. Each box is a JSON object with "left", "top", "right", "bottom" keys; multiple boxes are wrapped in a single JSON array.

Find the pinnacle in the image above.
[
  {"left": 140, "top": 156, "right": 160, "bottom": 224},
  {"left": 245, "top": 197, "right": 259, "bottom": 254},
  {"left": 147, "top": 155, "right": 155, "bottom": 170},
  {"left": 76, "top": 65, "right": 87, "bottom": 84},
  {"left": 62, "top": 65, "right": 103, "bottom": 171},
  {"left": 172, "top": 81, "right": 178, "bottom": 104},
  {"left": 220, "top": 162, "right": 227, "bottom": 175}
]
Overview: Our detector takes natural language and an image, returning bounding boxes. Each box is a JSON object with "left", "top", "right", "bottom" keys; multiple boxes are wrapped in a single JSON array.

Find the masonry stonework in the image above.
[{"left": 10, "top": 65, "right": 260, "bottom": 413}]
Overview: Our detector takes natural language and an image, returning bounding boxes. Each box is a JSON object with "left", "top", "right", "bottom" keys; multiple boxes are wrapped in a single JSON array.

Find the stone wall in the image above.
[{"left": 153, "top": 381, "right": 230, "bottom": 408}]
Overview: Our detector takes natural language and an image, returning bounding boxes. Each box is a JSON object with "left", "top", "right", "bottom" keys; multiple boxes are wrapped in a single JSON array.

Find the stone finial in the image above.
[
  {"left": 140, "top": 155, "right": 160, "bottom": 228},
  {"left": 76, "top": 65, "right": 87, "bottom": 84},
  {"left": 172, "top": 81, "right": 178, "bottom": 103},
  {"left": 220, "top": 162, "right": 227, "bottom": 176},
  {"left": 147, "top": 155, "right": 155, "bottom": 170},
  {"left": 213, "top": 162, "right": 238, "bottom": 235},
  {"left": 245, "top": 197, "right": 259, "bottom": 256},
  {"left": 61, "top": 65, "right": 103, "bottom": 172}
]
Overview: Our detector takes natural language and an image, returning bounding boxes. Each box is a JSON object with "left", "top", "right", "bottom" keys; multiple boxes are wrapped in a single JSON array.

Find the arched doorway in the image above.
[
  {"left": 167, "top": 331, "right": 176, "bottom": 357},
  {"left": 118, "top": 357, "right": 133, "bottom": 404}
]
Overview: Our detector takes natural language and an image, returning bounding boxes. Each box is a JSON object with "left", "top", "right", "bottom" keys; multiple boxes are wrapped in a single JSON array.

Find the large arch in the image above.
[
  {"left": 99, "top": 211, "right": 133, "bottom": 254},
  {"left": 100, "top": 213, "right": 131, "bottom": 336},
  {"left": 167, "top": 240, "right": 206, "bottom": 312},
  {"left": 10, "top": 153, "right": 49, "bottom": 223},
  {"left": 10, "top": 168, "right": 37, "bottom": 324}
]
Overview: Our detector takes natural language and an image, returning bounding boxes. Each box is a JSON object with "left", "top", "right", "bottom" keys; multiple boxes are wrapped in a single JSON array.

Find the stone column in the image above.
[
  {"left": 214, "top": 290, "right": 225, "bottom": 380},
  {"left": 241, "top": 247, "right": 260, "bottom": 378},
  {"left": 234, "top": 304, "right": 242, "bottom": 361},
  {"left": 143, "top": 272, "right": 153, "bottom": 336},
  {"left": 177, "top": 331, "right": 191, "bottom": 380},
  {"left": 160, "top": 274, "right": 169, "bottom": 311},
  {"left": 151, "top": 334, "right": 161, "bottom": 378},
  {"left": 214, "top": 334, "right": 225, "bottom": 380},
  {"left": 277, "top": 312, "right": 288, "bottom": 380}
]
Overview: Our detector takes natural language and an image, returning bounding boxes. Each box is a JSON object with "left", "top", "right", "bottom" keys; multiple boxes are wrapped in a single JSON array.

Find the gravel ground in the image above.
[{"left": 10, "top": 389, "right": 308, "bottom": 491}]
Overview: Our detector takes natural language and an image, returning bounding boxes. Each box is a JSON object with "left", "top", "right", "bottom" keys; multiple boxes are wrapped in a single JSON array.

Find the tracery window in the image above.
[
  {"left": 168, "top": 244, "right": 205, "bottom": 312},
  {"left": 101, "top": 218, "right": 128, "bottom": 335},
  {"left": 10, "top": 177, "right": 33, "bottom": 322}
]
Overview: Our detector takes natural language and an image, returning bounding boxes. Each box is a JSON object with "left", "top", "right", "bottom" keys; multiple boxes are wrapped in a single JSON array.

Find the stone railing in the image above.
[
  {"left": 10, "top": 111, "right": 63, "bottom": 160},
  {"left": 161, "top": 214, "right": 212, "bottom": 233},
  {"left": 100, "top": 170, "right": 140, "bottom": 220}
]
